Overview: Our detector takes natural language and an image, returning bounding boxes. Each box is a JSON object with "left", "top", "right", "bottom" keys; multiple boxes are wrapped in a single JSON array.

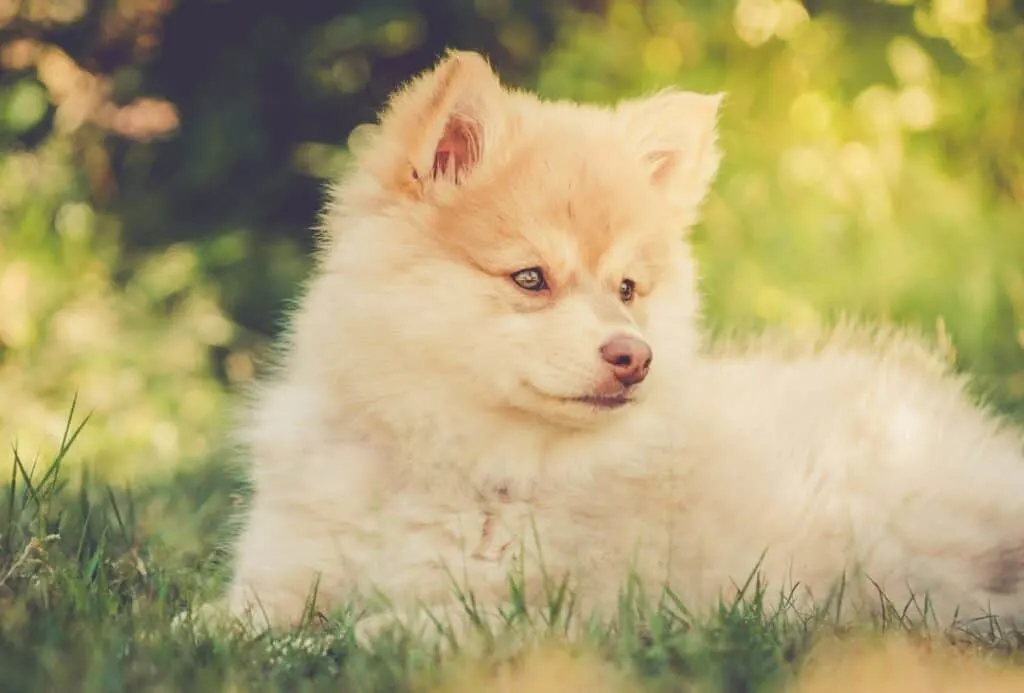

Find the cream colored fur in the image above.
[{"left": 204, "top": 50, "right": 1024, "bottom": 640}]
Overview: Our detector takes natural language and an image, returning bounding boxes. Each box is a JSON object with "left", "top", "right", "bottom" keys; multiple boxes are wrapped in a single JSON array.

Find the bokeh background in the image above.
[{"left": 1, "top": 0, "right": 1022, "bottom": 483}]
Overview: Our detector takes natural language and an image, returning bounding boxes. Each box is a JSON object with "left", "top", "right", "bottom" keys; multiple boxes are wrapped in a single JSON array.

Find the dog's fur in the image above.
[{"left": 209, "top": 50, "right": 1024, "bottom": 637}]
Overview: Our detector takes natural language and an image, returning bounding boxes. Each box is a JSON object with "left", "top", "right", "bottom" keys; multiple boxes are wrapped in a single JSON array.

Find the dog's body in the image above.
[{"left": 212, "top": 51, "right": 1024, "bottom": 637}]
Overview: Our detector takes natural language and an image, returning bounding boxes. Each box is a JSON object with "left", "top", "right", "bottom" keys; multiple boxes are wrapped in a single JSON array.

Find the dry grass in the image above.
[{"left": 792, "top": 635, "right": 1024, "bottom": 693}]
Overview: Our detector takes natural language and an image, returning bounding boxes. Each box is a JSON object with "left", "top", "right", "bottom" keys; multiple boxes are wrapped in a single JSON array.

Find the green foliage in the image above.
[
  {"left": 537, "top": 0, "right": 1024, "bottom": 416},
  {"left": 0, "top": 131, "right": 231, "bottom": 480},
  {"left": 0, "top": 1, "right": 1022, "bottom": 469}
]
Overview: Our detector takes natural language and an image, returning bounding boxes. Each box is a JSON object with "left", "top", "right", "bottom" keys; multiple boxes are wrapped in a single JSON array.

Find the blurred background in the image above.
[{"left": 0, "top": 0, "right": 1022, "bottom": 483}]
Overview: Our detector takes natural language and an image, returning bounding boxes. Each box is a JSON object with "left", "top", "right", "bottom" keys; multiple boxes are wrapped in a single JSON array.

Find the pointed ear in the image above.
[
  {"left": 373, "top": 50, "right": 504, "bottom": 195},
  {"left": 617, "top": 89, "right": 725, "bottom": 218}
]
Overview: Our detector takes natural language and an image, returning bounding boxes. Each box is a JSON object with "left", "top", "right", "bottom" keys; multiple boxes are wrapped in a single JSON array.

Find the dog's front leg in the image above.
[{"left": 353, "top": 492, "right": 553, "bottom": 648}]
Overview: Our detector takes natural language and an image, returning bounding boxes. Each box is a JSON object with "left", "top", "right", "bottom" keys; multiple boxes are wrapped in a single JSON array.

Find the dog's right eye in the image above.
[{"left": 510, "top": 267, "right": 547, "bottom": 292}]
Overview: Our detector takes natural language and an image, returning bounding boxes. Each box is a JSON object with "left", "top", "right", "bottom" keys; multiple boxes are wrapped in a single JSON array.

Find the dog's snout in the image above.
[{"left": 600, "top": 334, "right": 653, "bottom": 386}]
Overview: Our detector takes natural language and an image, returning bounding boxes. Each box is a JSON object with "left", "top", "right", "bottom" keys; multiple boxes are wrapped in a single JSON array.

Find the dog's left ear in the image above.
[{"left": 618, "top": 89, "right": 725, "bottom": 219}]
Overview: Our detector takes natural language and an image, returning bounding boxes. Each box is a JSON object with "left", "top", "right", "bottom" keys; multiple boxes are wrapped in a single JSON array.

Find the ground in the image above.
[{"left": 4, "top": 408, "right": 1024, "bottom": 693}]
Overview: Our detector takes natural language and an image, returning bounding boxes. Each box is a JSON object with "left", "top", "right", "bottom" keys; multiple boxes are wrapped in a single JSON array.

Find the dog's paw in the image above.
[
  {"left": 354, "top": 610, "right": 459, "bottom": 651},
  {"left": 471, "top": 513, "right": 514, "bottom": 563},
  {"left": 173, "top": 599, "right": 269, "bottom": 638},
  {"left": 353, "top": 612, "right": 406, "bottom": 648},
  {"left": 471, "top": 500, "right": 534, "bottom": 565}
]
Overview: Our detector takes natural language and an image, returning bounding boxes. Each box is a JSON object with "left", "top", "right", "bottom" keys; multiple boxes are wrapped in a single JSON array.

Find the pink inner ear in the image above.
[
  {"left": 645, "top": 150, "right": 679, "bottom": 187},
  {"left": 431, "top": 114, "right": 482, "bottom": 185}
]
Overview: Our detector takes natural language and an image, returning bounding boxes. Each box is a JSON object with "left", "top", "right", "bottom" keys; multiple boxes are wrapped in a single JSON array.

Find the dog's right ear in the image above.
[{"left": 371, "top": 50, "right": 504, "bottom": 197}]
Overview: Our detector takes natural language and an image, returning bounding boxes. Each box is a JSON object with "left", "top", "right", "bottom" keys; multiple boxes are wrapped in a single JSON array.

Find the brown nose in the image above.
[{"left": 599, "top": 334, "right": 653, "bottom": 387}]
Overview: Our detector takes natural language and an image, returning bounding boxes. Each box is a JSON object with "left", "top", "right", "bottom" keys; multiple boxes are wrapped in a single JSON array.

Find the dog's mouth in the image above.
[
  {"left": 522, "top": 381, "right": 637, "bottom": 412},
  {"left": 571, "top": 394, "right": 633, "bottom": 409}
]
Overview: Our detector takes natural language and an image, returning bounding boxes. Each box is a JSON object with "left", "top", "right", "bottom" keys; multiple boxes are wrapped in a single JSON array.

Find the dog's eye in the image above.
[
  {"left": 619, "top": 278, "right": 636, "bottom": 304},
  {"left": 511, "top": 267, "right": 547, "bottom": 292}
]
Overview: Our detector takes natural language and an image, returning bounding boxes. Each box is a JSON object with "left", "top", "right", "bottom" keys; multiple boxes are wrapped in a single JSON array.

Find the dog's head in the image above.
[{"left": 314, "top": 50, "right": 723, "bottom": 428}]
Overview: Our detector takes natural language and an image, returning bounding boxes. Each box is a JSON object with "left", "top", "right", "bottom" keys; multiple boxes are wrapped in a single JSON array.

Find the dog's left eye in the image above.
[{"left": 619, "top": 278, "right": 636, "bottom": 304}]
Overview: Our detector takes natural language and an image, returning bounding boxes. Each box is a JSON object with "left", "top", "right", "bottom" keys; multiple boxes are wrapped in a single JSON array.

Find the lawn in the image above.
[{"left": 4, "top": 403, "right": 1024, "bottom": 693}]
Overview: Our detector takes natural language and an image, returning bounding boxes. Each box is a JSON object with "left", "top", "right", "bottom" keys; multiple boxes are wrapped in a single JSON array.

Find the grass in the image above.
[{"left": 4, "top": 404, "right": 1024, "bottom": 693}]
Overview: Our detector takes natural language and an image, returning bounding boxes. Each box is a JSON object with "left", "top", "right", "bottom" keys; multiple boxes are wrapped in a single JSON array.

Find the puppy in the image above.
[{"left": 204, "top": 50, "right": 1024, "bottom": 642}]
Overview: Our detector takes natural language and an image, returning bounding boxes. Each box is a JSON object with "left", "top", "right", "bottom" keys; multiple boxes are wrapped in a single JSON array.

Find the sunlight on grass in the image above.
[{"left": 3, "top": 409, "right": 1024, "bottom": 691}]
